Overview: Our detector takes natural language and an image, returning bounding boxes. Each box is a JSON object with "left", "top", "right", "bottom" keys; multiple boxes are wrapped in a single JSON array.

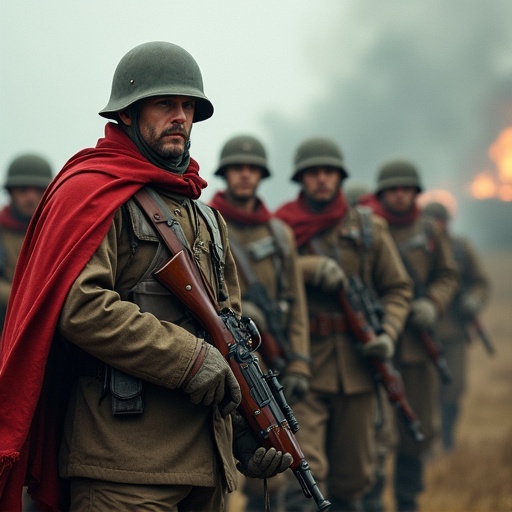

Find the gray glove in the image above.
[
  {"left": 241, "top": 300, "right": 267, "bottom": 331},
  {"left": 313, "top": 256, "right": 348, "bottom": 293},
  {"left": 459, "top": 293, "right": 483, "bottom": 317},
  {"left": 232, "top": 412, "right": 293, "bottom": 479},
  {"left": 183, "top": 342, "right": 241, "bottom": 417},
  {"left": 361, "top": 333, "right": 395, "bottom": 359},
  {"left": 280, "top": 373, "right": 310, "bottom": 405},
  {"left": 409, "top": 298, "right": 438, "bottom": 330}
]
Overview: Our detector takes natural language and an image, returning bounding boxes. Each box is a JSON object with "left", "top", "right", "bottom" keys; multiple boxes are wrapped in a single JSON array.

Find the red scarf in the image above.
[
  {"left": 0, "top": 205, "right": 29, "bottom": 232},
  {"left": 358, "top": 193, "right": 420, "bottom": 226},
  {"left": 0, "top": 123, "right": 206, "bottom": 511},
  {"left": 209, "top": 191, "right": 272, "bottom": 225},
  {"left": 274, "top": 191, "right": 348, "bottom": 247}
]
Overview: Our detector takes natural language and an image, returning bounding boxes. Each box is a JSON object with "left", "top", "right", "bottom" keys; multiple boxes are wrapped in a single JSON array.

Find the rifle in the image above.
[
  {"left": 342, "top": 275, "right": 424, "bottom": 443},
  {"left": 154, "top": 250, "right": 330, "bottom": 510},
  {"left": 228, "top": 236, "right": 292, "bottom": 373},
  {"left": 415, "top": 329, "right": 452, "bottom": 385},
  {"left": 467, "top": 317, "right": 495, "bottom": 356}
]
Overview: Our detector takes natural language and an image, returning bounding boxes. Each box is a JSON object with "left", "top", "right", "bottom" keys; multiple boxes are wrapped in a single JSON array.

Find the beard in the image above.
[{"left": 144, "top": 124, "right": 191, "bottom": 160}]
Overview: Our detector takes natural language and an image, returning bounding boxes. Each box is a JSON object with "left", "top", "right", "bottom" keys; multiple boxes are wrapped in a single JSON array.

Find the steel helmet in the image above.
[
  {"left": 376, "top": 159, "right": 423, "bottom": 194},
  {"left": 5, "top": 154, "right": 53, "bottom": 189},
  {"left": 344, "top": 181, "right": 371, "bottom": 206},
  {"left": 214, "top": 135, "right": 270, "bottom": 178},
  {"left": 291, "top": 137, "right": 348, "bottom": 182},
  {"left": 99, "top": 41, "right": 213, "bottom": 123},
  {"left": 422, "top": 201, "right": 450, "bottom": 221}
]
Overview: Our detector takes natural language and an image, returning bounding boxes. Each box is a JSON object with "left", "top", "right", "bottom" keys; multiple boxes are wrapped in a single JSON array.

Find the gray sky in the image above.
[{"left": 2, "top": 1, "right": 512, "bottom": 240}]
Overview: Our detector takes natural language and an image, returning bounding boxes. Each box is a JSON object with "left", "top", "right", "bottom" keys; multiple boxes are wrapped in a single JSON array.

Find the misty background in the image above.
[{"left": 1, "top": 0, "right": 511, "bottom": 248}]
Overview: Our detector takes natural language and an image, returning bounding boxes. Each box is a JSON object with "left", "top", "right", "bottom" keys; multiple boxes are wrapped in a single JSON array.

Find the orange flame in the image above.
[{"left": 470, "top": 127, "right": 512, "bottom": 201}]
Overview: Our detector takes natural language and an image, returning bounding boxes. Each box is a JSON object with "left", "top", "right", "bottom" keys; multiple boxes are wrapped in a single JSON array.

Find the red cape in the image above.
[{"left": 0, "top": 123, "right": 206, "bottom": 511}]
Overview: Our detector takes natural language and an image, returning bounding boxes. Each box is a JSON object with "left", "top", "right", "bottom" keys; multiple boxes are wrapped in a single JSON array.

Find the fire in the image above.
[{"left": 470, "top": 127, "right": 512, "bottom": 201}]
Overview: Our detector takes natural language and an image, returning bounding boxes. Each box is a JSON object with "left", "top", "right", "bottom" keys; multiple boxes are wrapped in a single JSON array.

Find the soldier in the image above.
[
  {"left": 210, "top": 134, "right": 311, "bottom": 511},
  {"left": 0, "top": 154, "right": 53, "bottom": 331},
  {"left": 361, "top": 160, "right": 458, "bottom": 511},
  {"left": 275, "top": 137, "right": 412, "bottom": 512},
  {"left": 0, "top": 42, "right": 291, "bottom": 511},
  {"left": 421, "top": 201, "right": 491, "bottom": 452}
]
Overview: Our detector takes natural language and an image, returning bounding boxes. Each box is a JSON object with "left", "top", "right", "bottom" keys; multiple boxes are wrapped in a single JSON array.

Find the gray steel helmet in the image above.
[
  {"left": 344, "top": 181, "right": 371, "bottom": 206},
  {"left": 5, "top": 154, "right": 53, "bottom": 189},
  {"left": 99, "top": 41, "right": 213, "bottom": 123},
  {"left": 291, "top": 137, "right": 348, "bottom": 182},
  {"left": 422, "top": 201, "right": 450, "bottom": 221},
  {"left": 376, "top": 159, "right": 423, "bottom": 194},
  {"left": 214, "top": 135, "right": 270, "bottom": 178}
]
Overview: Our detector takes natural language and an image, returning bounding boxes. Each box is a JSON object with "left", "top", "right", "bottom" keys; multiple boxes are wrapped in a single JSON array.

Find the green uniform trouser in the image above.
[
  {"left": 69, "top": 478, "right": 225, "bottom": 512},
  {"left": 285, "top": 389, "right": 375, "bottom": 510}
]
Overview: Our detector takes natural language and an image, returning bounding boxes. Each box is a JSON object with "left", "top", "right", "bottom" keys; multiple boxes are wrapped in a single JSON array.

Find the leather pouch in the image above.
[{"left": 110, "top": 368, "right": 144, "bottom": 415}]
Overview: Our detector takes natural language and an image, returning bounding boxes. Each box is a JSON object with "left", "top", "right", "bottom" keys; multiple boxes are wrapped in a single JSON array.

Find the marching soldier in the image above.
[
  {"left": 276, "top": 137, "right": 412, "bottom": 511},
  {"left": 210, "top": 134, "right": 311, "bottom": 511},
  {"left": 361, "top": 160, "right": 458, "bottom": 511},
  {"left": 422, "top": 201, "right": 491, "bottom": 452}
]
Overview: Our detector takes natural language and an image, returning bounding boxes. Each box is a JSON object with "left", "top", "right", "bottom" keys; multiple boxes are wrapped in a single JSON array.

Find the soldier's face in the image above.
[
  {"left": 9, "top": 187, "right": 45, "bottom": 220},
  {"left": 301, "top": 166, "right": 341, "bottom": 204},
  {"left": 125, "top": 95, "right": 195, "bottom": 159},
  {"left": 380, "top": 186, "right": 418, "bottom": 214},
  {"left": 224, "top": 165, "right": 263, "bottom": 202}
]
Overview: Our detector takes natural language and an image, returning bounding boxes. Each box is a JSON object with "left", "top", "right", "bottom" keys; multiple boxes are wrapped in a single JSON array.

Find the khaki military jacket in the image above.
[
  {"left": 300, "top": 209, "right": 412, "bottom": 395},
  {"left": 437, "top": 235, "right": 490, "bottom": 344},
  {"left": 225, "top": 219, "right": 310, "bottom": 378},
  {"left": 0, "top": 228, "right": 26, "bottom": 331},
  {"left": 58, "top": 189, "right": 241, "bottom": 491},
  {"left": 388, "top": 218, "right": 458, "bottom": 363}
]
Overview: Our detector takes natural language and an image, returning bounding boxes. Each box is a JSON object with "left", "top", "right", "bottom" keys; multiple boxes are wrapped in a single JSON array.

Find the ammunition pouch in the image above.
[
  {"left": 109, "top": 368, "right": 144, "bottom": 415},
  {"left": 309, "top": 312, "right": 348, "bottom": 338}
]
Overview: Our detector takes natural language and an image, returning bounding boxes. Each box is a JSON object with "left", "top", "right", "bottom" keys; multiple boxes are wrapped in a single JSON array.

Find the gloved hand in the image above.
[
  {"left": 312, "top": 256, "right": 348, "bottom": 293},
  {"left": 459, "top": 293, "right": 483, "bottom": 317},
  {"left": 232, "top": 412, "right": 293, "bottom": 479},
  {"left": 361, "top": 333, "right": 395, "bottom": 359},
  {"left": 183, "top": 342, "right": 241, "bottom": 417},
  {"left": 409, "top": 298, "right": 438, "bottom": 330},
  {"left": 280, "top": 373, "right": 310, "bottom": 405},
  {"left": 241, "top": 300, "right": 267, "bottom": 331}
]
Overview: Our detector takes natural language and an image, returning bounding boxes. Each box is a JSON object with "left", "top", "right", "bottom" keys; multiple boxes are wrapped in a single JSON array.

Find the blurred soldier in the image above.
[
  {"left": 210, "top": 134, "right": 311, "bottom": 511},
  {"left": 0, "top": 153, "right": 53, "bottom": 331},
  {"left": 422, "top": 201, "right": 491, "bottom": 451},
  {"left": 276, "top": 138, "right": 412, "bottom": 511},
  {"left": 344, "top": 181, "right": 371, "bottom": 207},
  {"left": 361, "top": 160, "right": 458, "bottom": 511}
]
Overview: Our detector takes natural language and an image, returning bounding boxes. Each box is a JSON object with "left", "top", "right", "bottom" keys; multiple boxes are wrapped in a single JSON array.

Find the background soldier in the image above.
[
  {"left": 0, "top": 154, "right": 53, "bottom": 331},
  {"left": 276, "top": 138, "right": 412, "bottom": 511},
  {"left": 210, "top": 134, "right": 310, "bottom": 511},
  {"left": 421, "top": 201, "right": 492, "bottom": 452},
  {"left": 361, "top": 160, "right": 458, "bottom": 511}
]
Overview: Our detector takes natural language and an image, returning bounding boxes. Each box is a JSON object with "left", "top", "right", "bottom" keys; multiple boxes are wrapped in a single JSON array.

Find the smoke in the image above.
[{"left": 258, "top": 0, "right": 512, "bottom": 242}]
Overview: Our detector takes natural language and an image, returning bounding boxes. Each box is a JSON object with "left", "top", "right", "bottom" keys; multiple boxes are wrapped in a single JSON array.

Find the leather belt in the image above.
[{"left": 309, "top": 312, "right": 348, "bottom": 338}]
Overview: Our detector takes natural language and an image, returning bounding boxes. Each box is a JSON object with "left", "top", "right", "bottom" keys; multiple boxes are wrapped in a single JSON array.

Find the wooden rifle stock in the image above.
[
  {"left": 340, "top": 283, "right": 424, "bottom": 443},
  {"left": 154, "top": 250, "right": 330, "bottom": 511}
]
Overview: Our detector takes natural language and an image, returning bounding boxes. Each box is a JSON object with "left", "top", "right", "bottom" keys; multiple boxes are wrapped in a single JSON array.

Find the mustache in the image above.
[{"left": 161, "top": 125, "right": 189, "bottom": 139}]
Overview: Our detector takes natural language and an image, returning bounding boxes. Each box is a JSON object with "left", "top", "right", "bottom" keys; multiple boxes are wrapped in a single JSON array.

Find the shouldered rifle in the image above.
[
  {"left": 154, "top": 251, "right": 330, "bottom": 510},
  {"left": 229, "top": 237, "right": 293, "bottom": 373},
  {"left": 341, "top": 275, "right": 424, "bottom": 443}
]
